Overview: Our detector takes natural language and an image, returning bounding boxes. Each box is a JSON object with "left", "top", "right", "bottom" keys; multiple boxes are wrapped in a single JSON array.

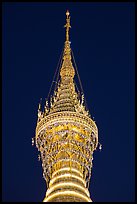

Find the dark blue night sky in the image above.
[{"left": 2, "top": 2, "right": 135, "bottom": 202}]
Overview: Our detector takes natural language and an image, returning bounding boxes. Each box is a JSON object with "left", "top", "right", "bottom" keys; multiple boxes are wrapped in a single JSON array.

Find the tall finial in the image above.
[{"left": 64, "top": 10, "right": 71, "bottom": 42}]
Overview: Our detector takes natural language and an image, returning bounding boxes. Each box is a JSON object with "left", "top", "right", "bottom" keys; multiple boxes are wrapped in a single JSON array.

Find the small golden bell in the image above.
[
  {"left": 99, "top": 144, "right": 102, "bottom": 151},
  {"left": 32, "top": 138, "right": 34, "bottom": 146},
  {"left": 38, "top": 155, "right": 40, "bottom": 161}
]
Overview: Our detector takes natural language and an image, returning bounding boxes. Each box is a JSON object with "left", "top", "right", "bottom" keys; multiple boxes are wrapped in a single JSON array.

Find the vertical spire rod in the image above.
[{"left": 64, "top": 10, "right": 71, "bottom": 42}]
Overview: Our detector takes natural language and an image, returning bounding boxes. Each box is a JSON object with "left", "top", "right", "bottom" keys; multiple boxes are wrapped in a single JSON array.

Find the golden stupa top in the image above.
[{"left": 34, "top": 13, "right": 99, "bottom": 202}]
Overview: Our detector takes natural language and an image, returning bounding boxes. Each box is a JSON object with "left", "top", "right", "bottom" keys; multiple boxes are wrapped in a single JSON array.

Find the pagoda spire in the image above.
[
  {"left": 48, "top": 11, "right": 89, "bottom": 115},
  {"left": 35, "top": 11, "right": 99, "bottom": 202}
]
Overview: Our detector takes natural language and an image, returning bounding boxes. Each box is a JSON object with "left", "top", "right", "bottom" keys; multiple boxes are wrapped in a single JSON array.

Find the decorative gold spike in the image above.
[
  {"left": 81, "top": 94, "right": 84, "bottom": 105},
  {"left": 38, "top": 103, "right": 41, "bottom": 110},
  {"left": 38, "top": 98, "right": 42, "bottom": 110}
]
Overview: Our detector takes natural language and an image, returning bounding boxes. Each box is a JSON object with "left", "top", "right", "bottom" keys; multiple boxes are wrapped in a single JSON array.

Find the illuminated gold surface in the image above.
[
  {"left": 43, "top": 191, "right": 92, "bottom": 202},
  {"left": 46, "top": 182, "right": 90, "bottom": 197},
  {"left": 51, "top": 167, "right": 84, "bottom": 178},
  {"left": 35, "top": 10, "right": 98, "bottom": 202},
  {"left": 49, "top": 173, "right": 86, "bottom": 186}
]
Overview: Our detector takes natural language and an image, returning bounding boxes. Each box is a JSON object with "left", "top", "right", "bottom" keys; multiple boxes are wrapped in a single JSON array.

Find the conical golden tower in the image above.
[{"left": 34, "top": 11, "right": 98, "bottom": 202}]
